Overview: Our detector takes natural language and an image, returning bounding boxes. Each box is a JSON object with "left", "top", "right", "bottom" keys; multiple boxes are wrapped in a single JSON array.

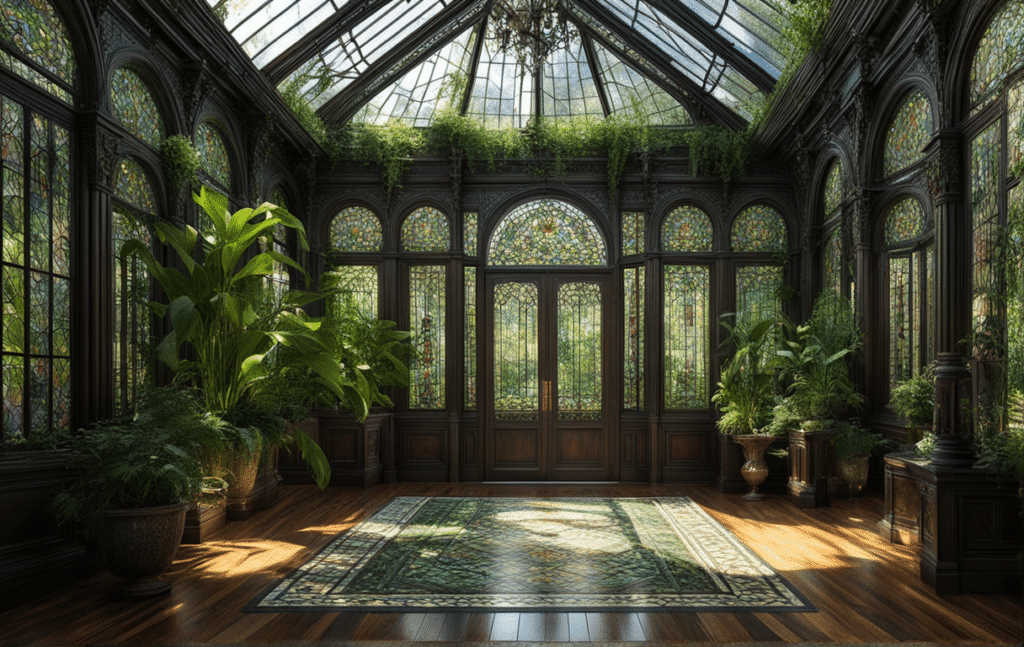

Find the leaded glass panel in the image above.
[
  {"left": 409, "top": 265, "right": 446, "bottom": 409},
  {"left": 1008, "top": 185, "right": 1024, "bottom": 400},
  {"left": 823, "top": 229, "right": 843, "bottom": 296},
  {"left": 466, "top": 36, "right": 534, "bottom": 129},
  {"left": 883, "top": 92, "right": 933, "bottom": 177},
  {"left": 889, "top": 254, "right": 915, "bottom": 386},
  {"left": 622, "top": 211, "right": 644, "bottom": 256},
  {"left": 885, "top": 197, "right": 925, "bottom": 247},
  {"left": 972, "top": 123, "right": 1002, "bottom": 338},
  {"left": 557, "top": 282, "right": 602, "bottom": 421},
  {"left": 2, "top": 97, "right": 24, "bottom": 266},
  {"left": 330, "top": 265, "right": 378, "bottom": 320},
  {"left": 593, "top": 41, "right": 692, "bottom": 124},
  {"left": 0, "top": 0, "right": 75, "bottom": 101},
  {"left": 464, "top": 212, "right": 478, "bottom": 256},
  {"left": 542, "top": 35, "right": 604, "bottom": 120},
  {"left": 731, "top": 205, "right": 787, "bottom": 253},
  {"left": 402, "top": 206, "right": 449, "bottom": 252},
  {"left": 664, "top": 265, "right": 709, "bottom": 409},
  {"left": 110, "top": 67, "right": 165, "bottom": 148},
  {"left": 736, "top": 265, "right": 782, "bottom": 326},
  {"left": 465, "top": 267, "right": 476, "bottom": 410},
  {"left": 112, "top": 205, "right": 152, "bottom": 412},
  {"left": 488, "top": 199, "right": 606, "bottom": 266},
  {"left": 330, "top": 206, "right": 383, "bottom": 253},
  {"left": 114, "top": 158, "right": 156, "bottom": 213},
  {"left": 823, "top": 160, "right": 846, "bottom": 217},
  {"left": 970, "top": 0, "right": 1024, "bottom": 113},
  {"left": 265, "top": 186, "right": 290, "bottom": 301},
  {"left": 494, "top": 281, "right": 538, "bottom": 420},
  {"left": 1009, "top": 79, "right": 1024, "bottom": 176},
  {"left": 663, "top": 205, "right": 713, "bottom": 252},
  {"left": 195, "top": 121, "right": 232, "bottom": 190},
  {"left": 623, "top": 267, "right": 644, "bottom": 411}
]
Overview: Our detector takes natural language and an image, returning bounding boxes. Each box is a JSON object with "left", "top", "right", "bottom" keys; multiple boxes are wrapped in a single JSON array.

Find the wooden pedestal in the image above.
[{"left": 787, "top": 427, "right": 835, "bottom": 508}]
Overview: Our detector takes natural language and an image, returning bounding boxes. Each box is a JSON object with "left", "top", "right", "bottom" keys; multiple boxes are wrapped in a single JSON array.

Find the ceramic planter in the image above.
[
  {"left": 732, "top": 435, "right": 777, "bottom": 501},
  {"left": 835, "top": 454, "right": 870, "bottom": 499},
  {"left": 98, "top": 502, "right": 188, "bottom": 597}
]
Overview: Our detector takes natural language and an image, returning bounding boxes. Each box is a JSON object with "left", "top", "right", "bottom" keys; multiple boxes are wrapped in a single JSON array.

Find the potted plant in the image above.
[
  {"left": 889, "top": 367, "right": 935, "bottom": 445},
  {"left": 712, "top": 313, "right": 782, "bottom": 500},
  {"left": 830, "top": 422, "right": 890, "bottom": 499},
  {"left": 776, "top": 291, "right": 865, "bottom": 507},
  {"left": 52, "top": 386, "right": 225, "bottom": 597}
]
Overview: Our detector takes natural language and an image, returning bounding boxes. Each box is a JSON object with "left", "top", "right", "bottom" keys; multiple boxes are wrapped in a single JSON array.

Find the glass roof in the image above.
[{"left": 209, "top": 0, "right": 784, "bottom": 127}]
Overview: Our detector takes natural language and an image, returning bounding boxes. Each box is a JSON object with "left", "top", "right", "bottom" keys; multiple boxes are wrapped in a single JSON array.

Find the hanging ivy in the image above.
[
  {"left": 160, "top": 134, "right": 200, "bottom": 190},
  {"left": 684, "top": 126, "right": 750, "bottom": 181}
]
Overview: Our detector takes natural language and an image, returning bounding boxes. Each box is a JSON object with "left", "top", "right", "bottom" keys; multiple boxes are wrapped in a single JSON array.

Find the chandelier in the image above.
[{"left": 487, "top": 0, "right": 578, "bottom": 76}]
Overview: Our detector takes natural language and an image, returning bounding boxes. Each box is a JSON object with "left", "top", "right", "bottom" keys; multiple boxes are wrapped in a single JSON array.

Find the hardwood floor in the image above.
[{"left": 1, "top": 482, "right": 1021, "bottom": 645}]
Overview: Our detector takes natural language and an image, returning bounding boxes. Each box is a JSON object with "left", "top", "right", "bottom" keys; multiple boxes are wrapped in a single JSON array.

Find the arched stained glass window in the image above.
[
  {"left": 112, "top": 158, "right": 155, "bottom": 412},
  {"left": 264, "top": 186, "right": 290, "bottom": 300},
  {"left": 195, "top": 121, "right": 232, "bottom": 190},
  {"left": 970, "top": 0, "right": 1024, "bottom": 114},
  {"left": 731, "top": 205, "right": 787, "bottom": 253},
  {"left": 823, "top": 228, "right": 843, "bottom": 295},
  {"left": 330, "top": 206, "right": 382, "bottom": 252},
  {"left": 622, "top": 211, "right": 644, "bottom": 256},
  {"left": 823, "top": 159, "right": 847, "bottom": 217},
  {"left": 885, "top": 197, "right": 926, "bottom": 246},
  {"left": 488, "top": 199, "right": 606, "bottom": 266},
  {"left": 0, "top": 0, "right": 75, "bottom": 101},
  {"left": 401, "top": 207, "right": 449, "bottom": 252},
  {"left": 111, "top": 67, "right": 165, "bottom": 148},
  {"left": 883, "top": 92, "right": 933, "bottom": 177},
  {"left": 663, "top": 205, "right": 713, "bottom": 252}
]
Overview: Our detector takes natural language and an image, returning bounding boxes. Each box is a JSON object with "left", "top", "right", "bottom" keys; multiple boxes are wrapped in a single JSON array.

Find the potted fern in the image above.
[{"left": 889, "top": 367, "right": 935, "bottom": 445}]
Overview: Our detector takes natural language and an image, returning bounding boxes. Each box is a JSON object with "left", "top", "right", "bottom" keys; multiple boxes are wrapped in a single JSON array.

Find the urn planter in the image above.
[
  {"left": 99, "top": 502, "right": 188, "bottom": 597},
  {"left": 732, "top": 435, "right": 777, "bottom": 501}
]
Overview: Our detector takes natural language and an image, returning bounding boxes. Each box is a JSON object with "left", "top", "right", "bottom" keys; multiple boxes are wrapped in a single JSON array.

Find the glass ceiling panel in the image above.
[
  {"left": 542, "top": 36, "right": 604, "bottom": 120},
  {"left": 593, "top": 42, "right": 692, "bottom": 124},
  {"left": 352, "top": 28, "right": 477, "bottom": 126},
  {"left": 212, "top": 0, "right": 343, "bottom": 68},
  {"left": 466, "top": 36, "right": 534, "bottom": 129},
  {"left": 719, "top": 0, "right": 785, "bottom": 77}
]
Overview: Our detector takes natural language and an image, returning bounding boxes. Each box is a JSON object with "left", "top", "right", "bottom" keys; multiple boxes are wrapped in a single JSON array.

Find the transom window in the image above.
[
  {"left": 488, "top": 199, "right": 607, "bottom": 266},
  {"left": 883, "top": 91, "right": 933, "bottom": 177},
  {"left": 110, "top": 67, "right": 165, "bottom": 148}
]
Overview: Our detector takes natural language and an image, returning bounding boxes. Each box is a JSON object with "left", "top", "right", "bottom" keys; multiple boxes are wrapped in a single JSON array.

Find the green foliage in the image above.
[
  {"left": 712, "top": 314, "right": 781, "bottom": 435},
  {"left": 830, "top": 421, "right": 890, "bottom": 460},
  {"left": 280, "top": 78, "right": 329, "bottom": 144},
  {"left": 161, "top": 134, "right": 200, "bottom": 190},
  {"left": 889, "top": 366, "right": 935, "bottom": 427},
  {"left": 331, "top": 121, "right": 424, "bottom": 201},
  {"left": 683, "top": 125, "right": 750, "bottom": 181},
  {"left": 52, "top": 386, "right": 225, "bottom": 529}
]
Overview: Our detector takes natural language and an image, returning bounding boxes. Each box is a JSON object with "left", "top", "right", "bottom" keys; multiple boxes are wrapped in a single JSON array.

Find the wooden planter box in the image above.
[
  {"left": 282, "top": 409, "right": 394, "bottom": 487},
  {"left": 787, "top": 427, "right": 836, "bottom": 508},
  {"left": 182, "top": 497, "right": 226, "bottom": 544}
]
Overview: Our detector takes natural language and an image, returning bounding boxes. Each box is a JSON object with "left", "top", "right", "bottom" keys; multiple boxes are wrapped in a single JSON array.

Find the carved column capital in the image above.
[{"left": 924, "top": 130, "right": 963, "bottom": 198}]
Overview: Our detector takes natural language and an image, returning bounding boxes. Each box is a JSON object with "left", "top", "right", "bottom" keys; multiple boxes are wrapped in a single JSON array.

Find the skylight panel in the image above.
[
  {"left": 211, "top": 0, "right": 341, "bottom": 68},
  {"left": 466, "top": 37, "right": 534, "bottom": 129},
  {"left": 681, "top": 0, "right": 726, "bottom": 24},
  {"left": 718, "top": 0, "right": 785, "bottom": 77},
  {"left": 594, "top": 42, "right": 692, "bottom": 125},
  {"left": 542, "top": 36, "right": 604, "bottom": 120},
  {"left": 353, "top": 29, "right": 477, "bottom": 126}
]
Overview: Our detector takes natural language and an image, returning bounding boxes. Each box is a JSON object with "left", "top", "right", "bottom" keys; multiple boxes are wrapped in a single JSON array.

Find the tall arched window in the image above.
[
  {"left": 0, "top": 0, "right": 75, "bottom": 102},
  {"left": 112, "top": 158, "right": 156, "bottom": 412},
  {"left": 110, "top": 66, "right": 165, "bottom": 148},
  {"left": 822, "top": 159, "right": 848, "bottom": 295},
  {"left": 883, "top": 197, "right": 932, "bottom": 387},
  {"left": 732, "top": 205, "right": 787, "bottom": 325},
  {"left": 883, "top": 91, "right": 933, "bottom": 177},
  {"left": 662, "top": 205, "right": 715, "bottom": 410},
  {"left": 328, "top": 206, "right": 382, "bottom": 319},
  {"left": 194, "top": 121, "right": 233, "bottom": 237},
  {"left": 264, "top": 186, "right": 291, "bottom": 302},
  {"left": 401, "top": 206, "right": 449, "bottom": 252}
]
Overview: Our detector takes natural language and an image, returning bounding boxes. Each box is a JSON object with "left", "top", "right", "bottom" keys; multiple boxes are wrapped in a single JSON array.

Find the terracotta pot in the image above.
[
  {"left": 99, "top": 502, "right": 188, "bottom": 597},
  {"left": 732, "top": 435, "right": 777, "bottom": 501},
  {"left": 836, "top": 454, "right": 870, "bottom": 500}
]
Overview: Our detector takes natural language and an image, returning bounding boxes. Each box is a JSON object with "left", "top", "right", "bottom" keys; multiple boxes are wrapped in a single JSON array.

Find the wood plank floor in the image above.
[{"left": 0, "top": 482, "right": 1021, "bottom": 645}]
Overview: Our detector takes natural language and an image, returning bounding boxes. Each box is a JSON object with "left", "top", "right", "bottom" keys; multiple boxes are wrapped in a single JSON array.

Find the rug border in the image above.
[{"left": 242, "top": 496, "right": 817, "bottom": 615}]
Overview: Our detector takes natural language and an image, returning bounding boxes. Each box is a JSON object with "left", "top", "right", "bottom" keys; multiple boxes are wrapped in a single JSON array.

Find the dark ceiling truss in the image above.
[
  {"left": 567, "top": 0, "right": 748, "bottom": 129},
  {"left": 320, "top": 0, "right": 487, "bottom": 123},
  {"left": 645, "top": 0, "right": 776, "bottom": 94},
  {"left": 580, "top": 33, "right": 613, "bottom": 117}
]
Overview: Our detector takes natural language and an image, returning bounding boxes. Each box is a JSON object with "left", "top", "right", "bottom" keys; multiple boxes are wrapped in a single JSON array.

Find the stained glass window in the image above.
[
  {"left": 2, "top": 94, "right": 71, "bottom": 442},
  {"left": 823, "top": 229, "right": 843, "bottom": 295},
  {"left": 464, "top": 212, "right": 478, "bottom": 256},
  {"left": 330, "top": 265, "right": 378, "bottom": 320},
  {"left": 402, "top": 206, "right": 449, "bottom": 252},
  {"left": 823, "top": 159, "right": 846, "bottom": 218},
  {"left": 465, "top": 267, "right": 476, "bottom": 410},
  {"left": 330, "top": 206, "right": 382, "bottom": 252},
  {"left": 110, "top": 67, "right": 165, "bottom": 148},
  {"left": 557, "top": 282, "right": 602, "bottom": 421},
  {"left": 622, "top": 212, "right": 644, "bottom": 256},
  {"left": 889, "top": 255, "right": 915, "bottom": 386},
  {"left": 883, "top": 92, "right": 933, "bottom": 177},
  {"left": 736, "top": 265, "right": 782, "bottom": 326},
  {"left": 488, "top": 199, "right": 607, "bottom": 266},
  {"left": 885, "top": 197, "right": 926, "bottom": 247},
  {"left": 731, "top": 205, "right": 787, "bottom": 253},
  {"left": 623, "top": 267, "right": 644, "bottom": 411},
  {"left": 195, "top": 121, "right": 232, "bottom": 190},
  {"left": 663, "top": 205, "right": 713, "bottom": 252},
  {"left": 112, "top": 158, "right": 155, "bottom": 412},
  {"left": 409, "top": 265, "right": 446, "bottom": 409},
  {"left": 664, "top": 265, "right": 710, "bottom": 409},
  {"left": 265, "top": 186, "right": 291, "bottom": 301},
  {"left": 970, "top": 0, "right": 1024, "bottom": 114},
  {"left": 1009, "top": 79, "right": 1024, "bottom": 177},
  {"left": 972, "top": 123, "right": 1002, "bottom": 337},
  {"left": 0, "top": 0, "right": 75, "bottom": 102},
  {"left": 494, "top": 281, "right": 538, "bottom": 420}
]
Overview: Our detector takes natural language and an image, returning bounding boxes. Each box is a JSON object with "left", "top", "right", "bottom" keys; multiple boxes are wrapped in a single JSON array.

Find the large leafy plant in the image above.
[{"left": 712, "top": 314, "right": 781, "bottom": 435}]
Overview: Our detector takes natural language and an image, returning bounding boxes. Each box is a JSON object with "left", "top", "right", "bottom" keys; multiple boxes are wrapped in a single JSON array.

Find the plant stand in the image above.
[
  {"left": 787, "top": 427, "right": 835, "bottom": 508},
  {"left": 733, "top": 435, "right": 776, "bottom": 501},
  {"left": 181, "top": 497, "right": 226, "bottom": 544}
]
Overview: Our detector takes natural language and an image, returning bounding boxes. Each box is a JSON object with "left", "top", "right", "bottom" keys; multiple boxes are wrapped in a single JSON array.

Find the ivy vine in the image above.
[{"left": 160, "top": 134, "right": 200, "bottom": 190}]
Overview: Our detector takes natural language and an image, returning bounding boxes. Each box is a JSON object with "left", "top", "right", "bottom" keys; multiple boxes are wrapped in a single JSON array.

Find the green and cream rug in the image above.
[{"left": 245, "top": 497, "right": 814, "bottom": 613}]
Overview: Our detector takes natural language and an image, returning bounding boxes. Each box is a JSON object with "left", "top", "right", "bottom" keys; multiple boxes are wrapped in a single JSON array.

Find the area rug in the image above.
[{"left": 245, "top": 497, "right": 815, "bottom": 613}]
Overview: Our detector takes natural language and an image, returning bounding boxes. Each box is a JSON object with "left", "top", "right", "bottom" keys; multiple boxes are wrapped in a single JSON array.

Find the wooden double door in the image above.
[{"left": 484, "top": 272, "right": 613, "bottom": 481}]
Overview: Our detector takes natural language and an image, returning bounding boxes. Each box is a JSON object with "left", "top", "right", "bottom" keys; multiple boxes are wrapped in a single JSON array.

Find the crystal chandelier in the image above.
[{"left": 487, "top": 0, "right": 578, "bottom": 75}]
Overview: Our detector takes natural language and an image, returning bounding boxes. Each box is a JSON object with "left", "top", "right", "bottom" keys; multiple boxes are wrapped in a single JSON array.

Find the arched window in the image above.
[
  {"left": 663, "top": 205, "right": 713, "bottom": 252},
  {"left": 883, "top": 91, "right": 933, "bottom": 177},
  {"left": 731, "top": 205, "right": 787, "bottom": 326},
  {"left": 263, "top": 186, "right": 291, "bottom": 302},
  {"left": 110, "top": 66, "right": 165, "bottom": 148},
  {"left": 195, "top": 121, "right": 232, "bottom": 191},
  {"left": 822, "top": 160, "right": 848, "bottom": 295},
  {"left": 823, "top": 229, "right": 843, "bottom": 295},
  {"left": 330, "top": 206, "right": 382, "bottom": 252},
  {"left": 731, "top": 205, "right": 787, "bottom": 253},
  {"left": 0, "top": 0, "right": 75, "bottom": 101},
  {"left": 884, "top": 197, "right": 932, "bottom": 387},
  {"left": 328, "top": 206, "right": 382, "bottom": 319},
  {"left": 401, "top": 207, "right": 449, "bottom": 252},
  {"left": 969, "top": 0, "right": 1024, "bottom": 115},
  {"left": 488, "top": 199, "right": 606, "bottom": 266},
  {"left": 111, "top": 158, "right": 156, "bottom": 412}
]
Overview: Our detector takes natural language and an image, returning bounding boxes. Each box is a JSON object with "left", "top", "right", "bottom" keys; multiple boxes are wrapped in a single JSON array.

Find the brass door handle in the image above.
[{"left": 542, "top": 380, "right": 552, "bottom": 412}]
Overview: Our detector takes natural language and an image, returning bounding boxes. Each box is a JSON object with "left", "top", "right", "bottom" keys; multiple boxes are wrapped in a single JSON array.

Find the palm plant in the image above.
[{"left": 712, "top": 314, "right": 780, "bottom": 435}]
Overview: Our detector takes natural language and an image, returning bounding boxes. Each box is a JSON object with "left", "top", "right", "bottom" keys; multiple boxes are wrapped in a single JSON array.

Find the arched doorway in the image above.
[{"left": 483, "top": 200, "right": 615, "bottom": 481}]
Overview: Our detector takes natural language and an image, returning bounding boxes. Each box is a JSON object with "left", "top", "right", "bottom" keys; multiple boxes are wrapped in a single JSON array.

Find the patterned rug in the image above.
[{"left": 245, "top": 497, "right": 815, "bottom": 613}]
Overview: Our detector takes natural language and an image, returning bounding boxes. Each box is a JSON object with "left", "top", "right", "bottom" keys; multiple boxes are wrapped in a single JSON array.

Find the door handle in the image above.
[{"left": 542, "top": 380, "right": 552, "bottom": 412}]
